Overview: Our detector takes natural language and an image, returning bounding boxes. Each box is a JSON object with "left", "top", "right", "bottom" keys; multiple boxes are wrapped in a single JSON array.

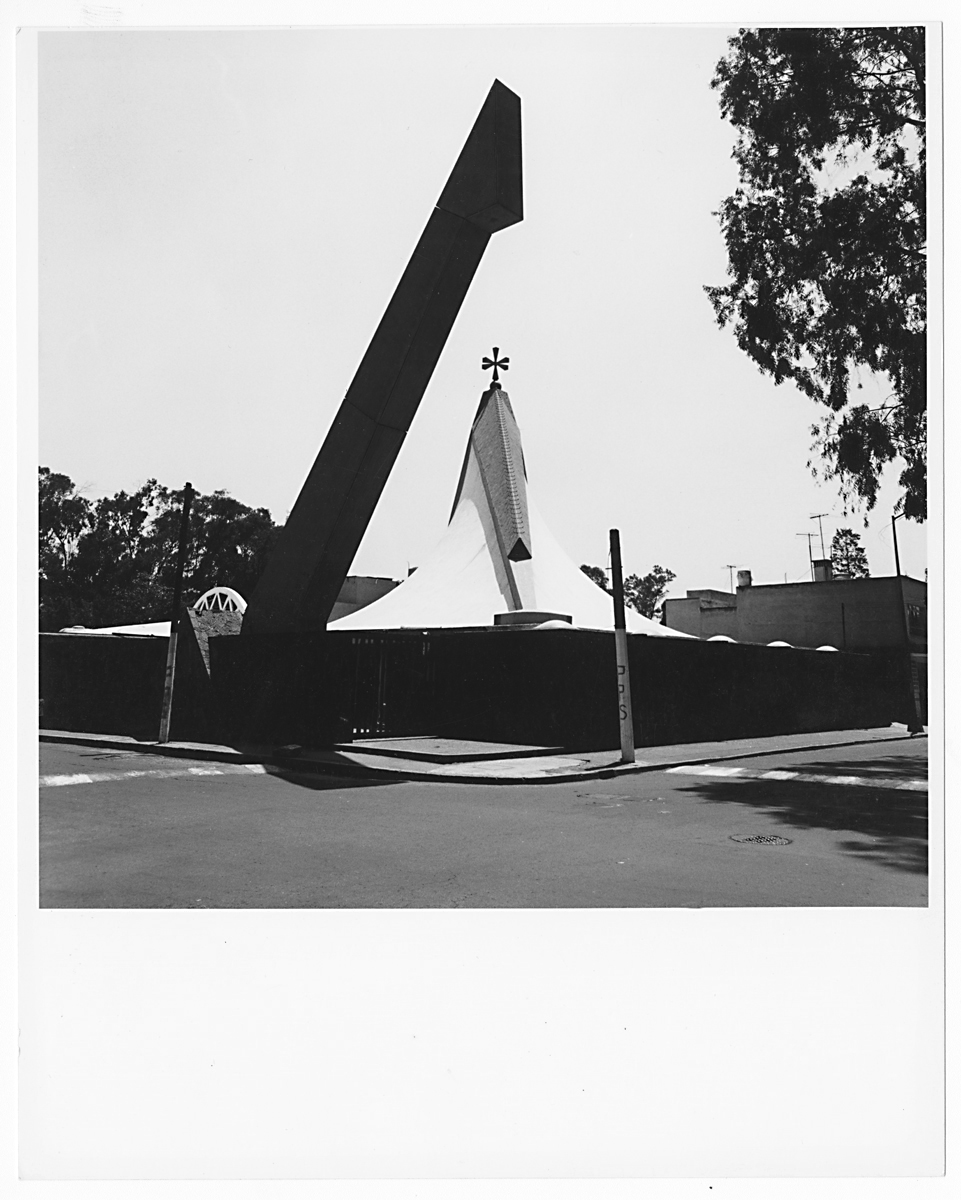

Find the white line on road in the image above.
[
  {"left": 667, "top": 764, "right": 927, "bottom": 791},
  {"left": 41, "top": 763, "right": 267, "bottom": 788}
]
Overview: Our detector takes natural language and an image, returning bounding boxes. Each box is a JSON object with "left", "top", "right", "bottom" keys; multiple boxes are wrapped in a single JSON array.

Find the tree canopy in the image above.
[
  {"left": 706, "top": 27, "right": 926, "bottom": 521},
  {"left": 39, "top": 468, "right": 279, "bottom": 631},
  {"left": 580, "top": 564, "right": 610, "bottom": 593},
  {"left": 580, "top": 562, "right": 676, "bottom": 620},
  {"left": 830, "top": 527, "right": 870, "bottom": 578}
]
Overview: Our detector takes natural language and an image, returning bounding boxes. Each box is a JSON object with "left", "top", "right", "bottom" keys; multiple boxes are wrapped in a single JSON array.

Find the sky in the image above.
[{"left": 37, "top": 24, "right": 929, "bottom": 595}]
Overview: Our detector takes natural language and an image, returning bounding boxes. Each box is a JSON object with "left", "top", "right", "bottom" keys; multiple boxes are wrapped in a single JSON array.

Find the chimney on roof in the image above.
[
  {"left": 813, "top": 559, "right": 833, "bottom": 583},
  {"left": 737, "top": 569, "right": 752, "bottom": 589}
]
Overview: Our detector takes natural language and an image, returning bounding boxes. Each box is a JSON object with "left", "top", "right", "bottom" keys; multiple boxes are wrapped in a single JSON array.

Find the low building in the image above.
[
  {"left": 663, "top": 569, "right": 926, "bottom": 654},
  {"left": 663, "top": 568, "right": 927, "bottom": 723},
  {"left": 661, "top": 588, "right": 738, "bottom": 641}
]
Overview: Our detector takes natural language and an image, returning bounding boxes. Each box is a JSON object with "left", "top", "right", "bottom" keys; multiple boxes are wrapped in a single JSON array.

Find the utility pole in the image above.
[
  {"left": 811, "top": 513, "right": 829, "bottom": 560},
  {"left": 891, "top": 511, "right": 903, "bottom": 577},
  {"left": 796, "top": 533, "right": 815, "bottom": 581},
  {"left": 609, "top": 529, "right": 635, "bottom": 764},
  {"left": 723, "top": 564, "right": 739, "bottom": 594},
  {"left": 158, "top": 483, "right": 195, "bottom": 744},
  {"left": 891, "top": 510, "right": 924, "bottom": 733}
]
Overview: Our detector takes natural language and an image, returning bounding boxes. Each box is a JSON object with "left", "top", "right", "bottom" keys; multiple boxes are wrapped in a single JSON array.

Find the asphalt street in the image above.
[{"left": 38, "top": 737, "right": 928, "bottom": 908}]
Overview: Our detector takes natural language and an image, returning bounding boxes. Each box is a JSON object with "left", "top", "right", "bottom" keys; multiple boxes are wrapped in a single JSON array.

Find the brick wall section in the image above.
[
  {"left": 665, "top": 576, "right": 926, "bottom": 651},
  {"left": 735, "top": 576, "right": 926, "bottom": 651}
]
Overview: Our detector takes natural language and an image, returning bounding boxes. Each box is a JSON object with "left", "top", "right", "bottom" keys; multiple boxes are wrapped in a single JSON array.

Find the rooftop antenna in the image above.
[
  {"left": 796, "top": 532, "right": 815, "bottom": 581},
  {"left": 723, "top": 564, "right": 740, "bottom": 593},
  {"left": 810, "top": 513, "right": 829, "bottom": 560}
]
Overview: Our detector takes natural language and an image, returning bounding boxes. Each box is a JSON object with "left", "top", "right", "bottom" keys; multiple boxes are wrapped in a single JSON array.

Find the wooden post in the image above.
[
  {"left": 609, "top": 529, "right": 635, "bottom": 763},
  {"left": 158, "top": 483, "right": 195, "bottom": 744}
]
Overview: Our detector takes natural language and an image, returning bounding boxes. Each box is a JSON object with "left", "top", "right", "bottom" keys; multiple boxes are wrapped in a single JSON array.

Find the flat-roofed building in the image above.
[{"left": 663, "top": 572, "right": 926, "bottom": 654}]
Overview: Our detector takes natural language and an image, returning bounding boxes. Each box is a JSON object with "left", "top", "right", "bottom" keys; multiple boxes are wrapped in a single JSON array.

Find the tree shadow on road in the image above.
[{"left": 676, "top": 754, "right": 928, "bottom": 875}]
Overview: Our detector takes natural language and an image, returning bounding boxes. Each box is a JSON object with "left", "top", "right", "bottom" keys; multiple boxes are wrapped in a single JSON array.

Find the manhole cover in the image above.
[{"left": 730, "top": 833, "right": 792, "bottom": 846}]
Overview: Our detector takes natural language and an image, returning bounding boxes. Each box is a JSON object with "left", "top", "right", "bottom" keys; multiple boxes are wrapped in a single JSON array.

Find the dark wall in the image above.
[
  {"left": 40, "top": 632, "right": 168, "bottom": 740},
  {"left": 39, "top": 611, "right": 235, "bottom": 742},
  {"left": 208, "top": 630, "right": 432, "bottom": 745},
  {"left": 41, "top": 622, "right": 911, "bottom": 750},
  {"left": 209, "top": 628, "right": 906, "bottom": 751},
  {"left": 428, "top": 631, "right": 902, "bottom": 748}
]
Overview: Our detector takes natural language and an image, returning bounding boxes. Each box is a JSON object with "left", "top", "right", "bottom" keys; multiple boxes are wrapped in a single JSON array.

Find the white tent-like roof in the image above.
[
  {"left": 329, "top": 384, "right": 691, "bottom": 637},
  {"left": 58, "top": 620, "right": 170, "bottom": 637},
  {"left": 58, "top": 588, "right": 247, "bottom": 638}
]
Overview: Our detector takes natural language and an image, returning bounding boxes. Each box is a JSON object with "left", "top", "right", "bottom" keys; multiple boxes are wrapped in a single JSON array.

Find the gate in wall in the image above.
[{"left": 338, "top": 632, "right": 436, "bottom": 738}]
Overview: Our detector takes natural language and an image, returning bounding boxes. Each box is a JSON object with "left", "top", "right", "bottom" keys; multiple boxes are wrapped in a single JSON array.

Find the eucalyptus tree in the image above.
[{"left": 707, "top": 27, "right": 926, "bottom": 520}]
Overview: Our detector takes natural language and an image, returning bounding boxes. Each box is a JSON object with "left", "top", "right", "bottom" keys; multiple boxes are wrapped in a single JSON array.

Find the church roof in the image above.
[{"left": 329, "top": 382, "right": 691, "bottom": 636}]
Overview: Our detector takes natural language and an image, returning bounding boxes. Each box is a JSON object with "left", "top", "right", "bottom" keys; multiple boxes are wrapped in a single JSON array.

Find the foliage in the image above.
[
  {"left": 39, "top": 467, "right": 89, "bottom": 577},
  {"left": 579, "top": 564, "right": 610, "bottom": 592},
  {"left": 830, "top": 526, "right": 870, "bottom": 578},
  {"left": 38, "top": 468, "right": 279, "bottom": 631},
  {"left": 580, "top": 562, "right": 677, "bottom": 620},
  {"left": 623, "top": 566, "right": 677, "bottom": 620},
  {"left": 706, "top": 27, "right": 926, "bottom": 520}
]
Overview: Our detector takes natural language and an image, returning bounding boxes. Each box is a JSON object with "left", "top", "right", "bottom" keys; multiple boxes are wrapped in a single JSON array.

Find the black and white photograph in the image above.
[
  {"left": 14, "top": 4, "right": 947, "bottom": 1185},
  {"left": 35, "top": 22, "right": 931, "bottom": 909}
]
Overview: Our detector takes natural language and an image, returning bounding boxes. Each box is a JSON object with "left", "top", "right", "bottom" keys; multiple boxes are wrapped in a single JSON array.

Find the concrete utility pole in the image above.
[
  {"left": 891, "top": 511, "right": 903, "bottom": 578},
  {"left": 158, "top": 483, "right": 194, "bottom": 744},
  {"left": 811, "top": 513, "right": 829, "bottom": 560},
  {"left": 891, "top": 510, "right": 924, "bottom": 733},
  {"left": 609, "top": 529, "right": 635, "bottom": 764}
]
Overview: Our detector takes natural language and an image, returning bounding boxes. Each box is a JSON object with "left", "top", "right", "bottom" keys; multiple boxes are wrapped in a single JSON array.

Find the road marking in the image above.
[
  {"left": 667, "top": 764, "right": 927, "bottom": 791},
  {"left": 41, "top": 763, "right": 268, "bottom": 788},
  {"left": 672, "top": 765, "right": 746, "bottom": 777}
]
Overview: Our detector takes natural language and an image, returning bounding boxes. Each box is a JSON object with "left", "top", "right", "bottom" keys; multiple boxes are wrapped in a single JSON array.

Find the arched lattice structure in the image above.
[{"left": 193, "top": 587, "right": 247, "bottom": 613}]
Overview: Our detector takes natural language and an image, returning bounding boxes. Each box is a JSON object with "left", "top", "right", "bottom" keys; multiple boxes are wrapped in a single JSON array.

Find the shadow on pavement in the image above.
[
  {"left": 261, "top": 762, "right": 400, "bottom": 791},
  {"left": 676, "top": 754, "right": 928, "bottom": 875}
]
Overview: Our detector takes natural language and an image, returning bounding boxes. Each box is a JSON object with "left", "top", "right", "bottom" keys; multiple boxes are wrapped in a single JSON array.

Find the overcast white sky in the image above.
[{"left": 38, "top": 24, "right": 928, "bottom": 593}]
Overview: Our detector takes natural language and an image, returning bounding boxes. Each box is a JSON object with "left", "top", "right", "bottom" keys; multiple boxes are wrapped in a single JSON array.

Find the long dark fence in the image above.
[
  {"left": 207, "top": 628, "right": 907, "bottom": 750},
  {"left": 40, "top": 625, "right": 910, "bottom": 749},
  {"left": 39, "top": 613, "right": 225, "bottom": 743},
  {"left": 40, "top": 632, "right": 169, "bottom": 740}
]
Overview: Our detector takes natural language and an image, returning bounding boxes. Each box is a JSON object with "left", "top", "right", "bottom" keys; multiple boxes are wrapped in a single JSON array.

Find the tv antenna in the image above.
[
  {"left": 796, "top": 532, "right": 815, "bottom": 581},
  {"left": 810, "top": 513, "right": 829, "bottom": 560}
]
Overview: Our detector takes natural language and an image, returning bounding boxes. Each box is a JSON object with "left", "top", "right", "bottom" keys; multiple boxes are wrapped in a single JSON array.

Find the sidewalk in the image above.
[{"left": 40, "top": 724, "right": 925, "bottom": 785}]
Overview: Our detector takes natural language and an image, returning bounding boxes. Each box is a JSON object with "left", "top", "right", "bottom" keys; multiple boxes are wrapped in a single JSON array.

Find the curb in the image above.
[
  {"left": 38, "top": 732, "right": 274, "bottom": 766},
  {"left": 324, "top": 731, "right": 925, "bottom": 786},
  {"left": 40, "top": 728, "right": 926, "bottom": 786}
]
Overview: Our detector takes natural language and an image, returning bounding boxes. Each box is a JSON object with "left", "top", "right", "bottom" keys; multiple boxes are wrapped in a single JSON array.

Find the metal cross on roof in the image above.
[{"left": 481, "top": 347, "right": 509, "bottom": 387}]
